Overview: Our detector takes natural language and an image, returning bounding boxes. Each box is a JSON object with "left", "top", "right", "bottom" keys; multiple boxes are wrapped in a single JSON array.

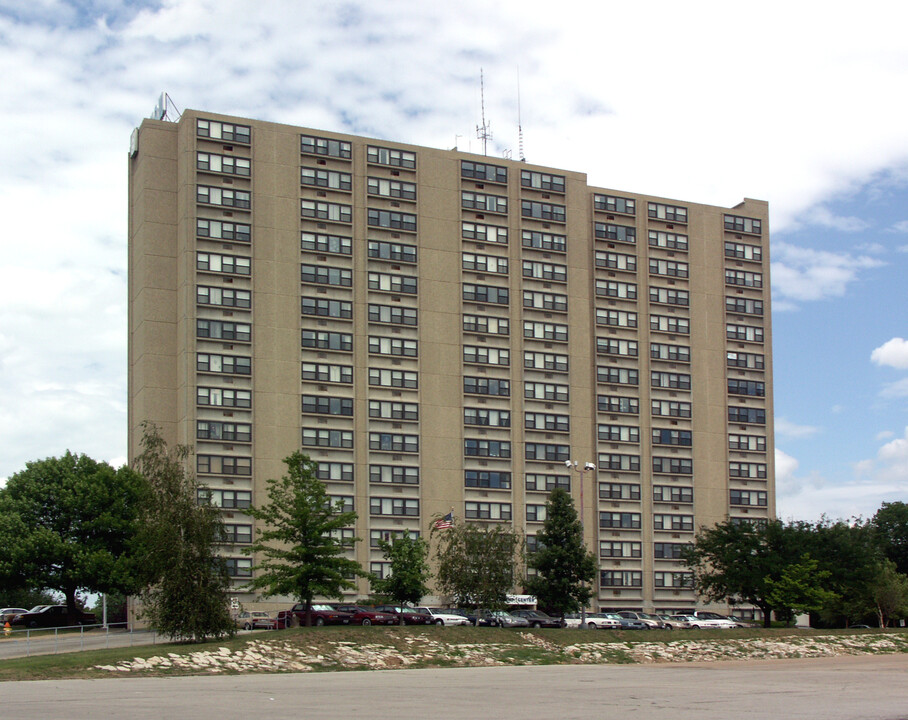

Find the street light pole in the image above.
[{"left": 565, "top": 459, "right": 596, "bottom": 629}]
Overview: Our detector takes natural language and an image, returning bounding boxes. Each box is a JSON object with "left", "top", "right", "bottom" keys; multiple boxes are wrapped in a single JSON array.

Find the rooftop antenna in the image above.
[
  {"left": 151, "top": 92, "right": 182, "bottom": 122},
  {"left": 517, "top": 66, "right": 526, "bottom": 162},
  {"left": 476, "top": 69, "right": 492, "bottom": 156}
]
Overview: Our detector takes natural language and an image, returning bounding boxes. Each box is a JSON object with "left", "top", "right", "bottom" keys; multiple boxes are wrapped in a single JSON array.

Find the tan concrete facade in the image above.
[{"left": 128, "top": 110, "right": 774, "bottom": 614}]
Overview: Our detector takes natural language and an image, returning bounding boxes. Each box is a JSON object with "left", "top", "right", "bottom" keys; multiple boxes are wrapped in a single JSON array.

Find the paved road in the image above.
[
  {"left": 0, "top": 629, "right": 163, "bottom": 660},
  {"left": 4, "top": 654, "right": 908, "bottom": 719}
]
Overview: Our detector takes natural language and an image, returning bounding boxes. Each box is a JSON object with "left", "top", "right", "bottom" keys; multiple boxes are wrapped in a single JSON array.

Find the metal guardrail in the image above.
[{"left": 1, "top": 622, "right": 160, "bottom": 657}]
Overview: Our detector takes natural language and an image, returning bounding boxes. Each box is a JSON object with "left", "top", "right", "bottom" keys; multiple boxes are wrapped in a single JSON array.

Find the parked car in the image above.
[
  {"left": 616, "top": 611, "right": 667, "bottom": 629},
  {"left": 286, "top": 603, "right": 356, "bottom": 626},
  {"left": 663, "top": 615, "right": 694, "bottom": 629},
  {"left": 677, "top": 614, "right": 737, "bottom": 629},
  {"left": 373, "top": 605, "right": 434, "bottom": 625},
  {"left": 414, "top": 607, "right": 472, "bottom": 626},
  {"left": 563, "top": 612, "right": 621, "bottom": 629},
  {"left": 1, "top": 607, "right": 29, "bottom": 623},
  {"left": 8, "top": 605, "right": 96, "bottom": 628},
  {"left": 511, "top": 609, "right": 565, "bottom": 628},
  {"left": 604, "top": 613, "right": 648, "bottom": 630},
  {"left": 333, "top": 604, "right": 398, "bottom": 626},
  {"left": 472, "top": 610, "right": 530, "bottom": 628},
  {"left": 695, "top": 611, "right": 749, "bottom": 628},
  {"left": 235, "top": 610, "right": 278, "bottom": 630}
]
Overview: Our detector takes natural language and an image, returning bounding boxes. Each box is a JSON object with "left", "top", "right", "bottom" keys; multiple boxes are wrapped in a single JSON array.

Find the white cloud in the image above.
[
  {"left": 889, "top": 221, "right": 908, "bottom": 233},
  {"left": 871, "top": 337, "right": 908, "bottom": 369},
  {"left": 774, "top": 418, "right": 821, "bottom": 440},
  {"left": 771, "top": 243, "right": 885, "bottom": 305},
  {"left": 876, "top": 430, "right": 896, "bottom": 442}
]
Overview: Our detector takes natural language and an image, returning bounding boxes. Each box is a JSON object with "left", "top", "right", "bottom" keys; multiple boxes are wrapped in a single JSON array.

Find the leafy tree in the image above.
[
  {"left": 524, "top": 488, "right": 597, "bottom": 617},
  {"left": 371, "top": 533, "right": 431, "bottom": 620},
  {"left": 763, "top": 554, "right": 839, "bottom": 621},
  {"left": 0, "top": 588, "right": 59, "bottom": 611},
  {"left": 245, "top": 451, "right": 365, "bottom": 626},
  {"left": 869, "top": 560, "right": 908, "bottom": 628},
  {"left": 434, "top": 522, "right": 522, "bottom": 609},
  {"left": 0, "top": 451, "right": 145, "bottom": 624},
  {"left": 872, "top": 502, "right": 908, "bottom": 575},
  {"left": 133, "top": 423, "right": 234, "bottom": 642}
]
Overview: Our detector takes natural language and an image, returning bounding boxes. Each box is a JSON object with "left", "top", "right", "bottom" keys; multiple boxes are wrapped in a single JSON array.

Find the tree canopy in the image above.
[
  {"left": 245, "top": 451, "right": 365, "bottom": 626},
  {"left": 371, "top": 533, "right": 431, "bottom": 612},
  {"left": 524, "top": 488, "right": 597, "bottom": 617},
  {"left": 872, "top": 502, "right": 908, "bottom": 576}
]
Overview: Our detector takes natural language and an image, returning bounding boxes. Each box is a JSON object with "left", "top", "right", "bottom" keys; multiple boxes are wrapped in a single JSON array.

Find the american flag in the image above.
[{"left": 433, "top": 511, "right": 454, "bottom": 530}]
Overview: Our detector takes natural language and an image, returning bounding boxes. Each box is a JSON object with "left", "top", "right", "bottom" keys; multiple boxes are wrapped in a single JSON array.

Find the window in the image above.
[
  {"left": 368, "top": 271, "right": 417, "bottom": 294},
  {"left": 197, "top": 455, "right": 252, "bottom": 476},
  {"left": 522, "top": 230, "right": 566, "bottom": 252},
  {"left": 465, "top": 502, "right": 511, "bottom": 520},
  {"left": 725, "top": 269, "right": 763, "bottom": 288},
  {"left": 650, "top": 315, "right": 689, "bottom": 335},
  {"left": 367, "top": 177, "right": 416, "bottom": 200},
  {"left": 301, "top": 330, "right": 353, "bottom": 351},
  {"left": 220, "top": 524, "right": 253, "bottom": 544},
  {"left": 652, "top": 457, "right": 693, "bottom": 475},
  {"left": 725, "top": 241, "right": 762, "bottom": 261},
  {"left": 370, "top": 497, "right": 420, "bottom": 516},
  {"left": 462, "top": 252, "right": 509, "bottom": 274},
  {"left": 302, "top": 396, "right": 354, "bottom": 416},
  {"left": 726, "top": 323, "right": 764, "bottom": 342},
  {"left": 522, "top": 170, "right": 565, "bottom": 192},
  {"left": 463, "top": 160, "right": 508, "bottom": 183},
  {"left": 369, "top": 400, "right": 418, "bottom": 421},
  {"left": 328, "top": 495, "right": 354, "bottom": 513},
  {"left": 595, "top": 251, "right": 636, "bottom": 271},
  {"left": 728, "top": 406, "right": 766, "bottom": 425},
  {"left": 369, "top": 433, "right": 419, "bottom": 453},
  {"left": 596, "top": 280, "right": 637, "bottom": 299},
  {"left": 463, "top": 222, "right": 508, "bottom": 244},
  {"left": 197, "top": 219, "right": 250, "bottom": 242},
  {"left": 653, "top": 485, "right": 694, "bottom": 503},
  {"left": 197, "top": 353, "right": 251, "bottom": 375},
  {"left": 525, "top": 443, "right": 570, "bottom": 461},
  {"left": 727, "top": 351, "right": 764, "bottom": 370},
  {"left": 593, "top": 194, "right": 635, "bottom": 214},
  {"left": 317, "top": 462, "right": 354, "bottom": 482},
  {"left": 523, "top": 321, "right": 568, "bottom": 342},
  {"left": 464, "top": 376, "right": 509, "bottom": 396},
  {"left": 197, "top": 185, "right": 251, "bottom": 209},
  {"left": 463, "top": 315, "right": 509, "bottom": 335},
  {"left": 597, "top": 395, "right": 639, "bottom": 414},
  {"left": 650, "top": 343, "right": 690, "bottom": 362},
  {"left": 601, "top": 541, "right": 641, "bottom": 558},
  {"left": 728, "top": 434, "right": 766, "bottom": 452},
  {"left": 368, "top": 304, "right": 418, "bottom": 326},
  {"left": 369, "top": 336, "right": 418, "bottom": 357},
  {"left": 301, "top": 232, "right": 352, "bottom": 255},
  {"left": 525, "top": 474, "right": 571, "bottom": 492},
  {"left": 654, "top": 543, "right": 688, "bottom": 559},
  {"left": 523, "top": 290, "right": 567, "bottom": 312},
  {"left": 301, "top": 297, "right": 353, "bottom": 319},
  {"left": 525, "top": 412, "right": 570, "bottom": 432},
  {"left": 522, "top": 200, "right": 566, "bottom": 222},
  {"left": 651, "top": 371, "right": 691, "bottom": 390},
  {"left": 724, "top": 214, "right": 762, "bottom": 235},
  {"left": 728, "top": 379, "right": 765, "bottom": 397},
  {"left": 197, "top": 119, "right": 250, "bottom": 144},
  {"left": 370, "top": 465, "right": 419, "bottom": 485},
  {"left": 465, "top": 471, "right": 512, "bottom": 489},
  {"left": 462, "top": 191, "right": 508, "bottom": 214},
  {"left": 370, "top": 562, "right": 392, "bottom": 579},
  {"left": 197, "top": 421, "right": 251, "bottom": 442},
  {"left": 300, "top": 134, "right": 352, "bottom": 158},
  {"left": 648, "top": 202, "right": 687, "bottom": 223},
  {"left": 594, "top": 223, "right": 636, "bottom": 243},
  {"left": 224, "top": 558, "right": 253, "bottom": 578},
  {"left": 649, "top": 259, "right": 689, "bottom": 278},
  {"left": 198, "top": 488, "right": 251, "bottom": 509},
  {"left": 464, "top": 408, "right": 511, "bottom": 427},
  {"left": 652, "top": 429, "right": 692, "bottom": 447},
  {"left": 197, "top": 320, "right": 251, "bottom": 342},
  {"left": 524, "top": 351, "right": 568, "bottom": 372},
  {"left": 654, "top": 572, "right": 693, "bottom": 588},
  {"left": 196, "top": 152, "right": 250, "bottom": 176},
  {"left": 522, "top": 260, "right": 567, "bottom": 282},
  {"left": 726, "top": 297, "right": 764, "bottom": 316},
  {"left": 599, "top": 482, "right": 640, "bottom": 500},
  {"left": 598, "top": 453, "right": 641, "bottom": 471},
  {"left": 598, "top": 424, "right": 640, "bottom": 443},
  {"left": 369, "top": 368, "right": 418, "bottom": 389},
  {"left": 600, "top": 570, "right": 643, "bottom": 587},
  {"left": 729, "top": 462, "right": 767, "bottom": 479},
  {"left": 301, "top": 264, "right": 352, "bottom": 287},
  {"left": 526, "top": 504, "right": 547, "bottom": 522},
  {"left": 648, "top": 230, "right": 688, "bottom": 250},
  {"left": 524, "top": 382, "right": 569, "bottom": 402},
  {"left": 197, "top": 286, "right": 251, "bottom": 308},
  {"left": 301, "top": 200, "right": 352, "bottom": 224},
  {"left": 597, "top": 309, "right": 637, "bottom": 328},
  {"left": 302, "top": 429, "right": 353, "bottom": 448},
  {"left": 599, "top": 513, "right": 641, "bottom": 529},
  {"left": 197, "top": 387, "right": 252, "bottom": 408},
  {"left": 368, "top": 240, "right": 417, "bottom": 263},
  {"left": 597, "top": 338, "right": 638, "bottom": 357},
  {"left": 649, "top": 287, "right": 689, "bottom": 306},
  {"left": 367, "top": 209, "right": 417, "bottom": 232},
  {"left": 301, "top": 167, "right": 352, "bottom": 190},
  {"left": 597, "top": 367, "right": 639, "bottom": 386},
  {"left": 463, "top": 283, "right": 509, "bottom": 305},
  {"left": 653, "top": 514, "right": 694, "bottom": 531},
  {"left": 367, "top": 146, "right": 416, "bottom": 168},
  {"left": 302, "top": 362, "right": 353, "bottom": 384},
  {"left": 464, "top": 439, "right": 511, "bottom": 458},
  {"left": 463, "top": 345, "right": 509, "bottom": 366},
  {"left": 329, "top": 528, "right": 355, "bottom": 546},
  {"left": 651, "top": 400, "right": 692, "bottom": 418},
  {"left": 197, "top": 252, "right": 251, "bottom": 276},
  {"left": 730, "top": 489, "right": 768, "bottom": 506}
]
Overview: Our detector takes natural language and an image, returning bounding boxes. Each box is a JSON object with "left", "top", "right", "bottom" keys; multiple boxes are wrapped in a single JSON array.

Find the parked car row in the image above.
[{"left": 2, "top": 605, "right": 97, "bottom": 628}]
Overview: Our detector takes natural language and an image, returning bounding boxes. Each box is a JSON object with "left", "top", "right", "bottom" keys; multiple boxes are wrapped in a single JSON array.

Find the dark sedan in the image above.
[
  {"left": 333, "top": 604, "right": 399, "bottom": 626},
  {"left": 9, "top": 605, "right": 96, "bottom": 628},
  {"left": 511, "top": 610, "right": 565, "bottom": 628},
  {"left": 373, "top": 605, "right": 434, "bottom": 625},
  {"left": 286, "top": 603, "right": 355, "bottom": 626}
]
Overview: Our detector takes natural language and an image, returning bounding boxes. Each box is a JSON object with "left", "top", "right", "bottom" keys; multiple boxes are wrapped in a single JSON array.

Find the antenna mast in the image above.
[
  {"left": 476, "top": 69, "right": 492, "bottom": 156},
  {"left": 517, "top": 67, "right": 526, "bottom": 162}
]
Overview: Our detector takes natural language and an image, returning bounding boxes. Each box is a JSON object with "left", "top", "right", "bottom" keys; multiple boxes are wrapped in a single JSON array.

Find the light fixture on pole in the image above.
[{"left": 565, "top": 459, "right": 596, "bottom": 628}]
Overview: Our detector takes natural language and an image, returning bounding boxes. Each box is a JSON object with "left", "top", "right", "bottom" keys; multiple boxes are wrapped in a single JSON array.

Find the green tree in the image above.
[
  {"left": 245, "top": 452, "right": 365, "bottom": 626},
  {"left": 434, "top": 522, "right": 521, "bottom": 609},
  {"left": 371, "top": 533, "right": 431, "bottom": 618},
  {"left": 0, "top": 588, "right": 59, "bottom": 611},
  {"left": 872, "top": 502, "right": 908, "bottom": 575},
  {"left": 0, "top": 451, "right": 145, "bottom": 624},
  {"left": 134, "top": 424, "right": 234, "bottom": 642},
  {"left": 869, "top": 560, "right": 908, "bottom": 628},
  {"left": 524, "top": 488, "right": 597, "bottom": 617},
  {"left": 763, "top": 554, "right": 839, "bottom": 621}
]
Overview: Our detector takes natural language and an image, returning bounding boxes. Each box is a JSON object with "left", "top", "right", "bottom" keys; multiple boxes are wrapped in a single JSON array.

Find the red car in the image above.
[
  {"left": 333, "top": 604, "right": 399, "bottom": 626},
  {"left": 373, "top": 605, "right": 434, "bottom": 625},
  {"left": 284, "top": 603, "right": 355, "bottom": 626}
]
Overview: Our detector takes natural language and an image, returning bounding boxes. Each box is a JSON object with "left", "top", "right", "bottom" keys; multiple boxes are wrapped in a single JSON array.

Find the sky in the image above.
[{"left": 1, "top": 0, "right": 907, "bottom": 523}]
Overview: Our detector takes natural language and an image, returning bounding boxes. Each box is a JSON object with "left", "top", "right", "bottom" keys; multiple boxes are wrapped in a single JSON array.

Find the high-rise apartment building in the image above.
[{"left": 128, "top": 110, "right": 773, "bottom": 614}]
